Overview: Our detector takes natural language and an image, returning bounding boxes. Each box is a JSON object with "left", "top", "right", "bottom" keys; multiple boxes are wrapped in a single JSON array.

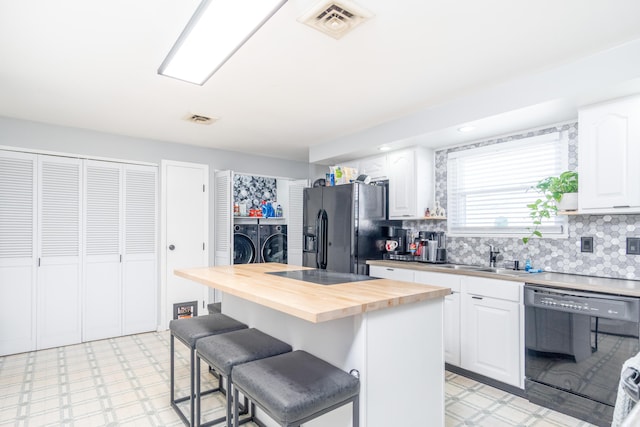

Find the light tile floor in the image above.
[{"left": 0, "top": 331, "right": 596, "bottom": 426}]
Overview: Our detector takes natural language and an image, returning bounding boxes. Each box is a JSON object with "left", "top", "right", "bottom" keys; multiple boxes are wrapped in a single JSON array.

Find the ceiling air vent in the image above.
[
  {"left": 185, "top": 114, "right": 217, "bottom": 125},
  {"left": 298, "top": 0, "right": 374, "bottom": 39}
]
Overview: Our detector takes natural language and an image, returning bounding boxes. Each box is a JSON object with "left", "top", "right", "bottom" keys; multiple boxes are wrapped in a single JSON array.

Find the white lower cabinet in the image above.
[
  {"left": 370, "top": 265, "right": 524, "bottom": 388},
  {"left": 461, "top": 277, "right": 523, "bottom": 388},
  {"left": 414, "top": 271, "right": 461, "bottom": 366}
]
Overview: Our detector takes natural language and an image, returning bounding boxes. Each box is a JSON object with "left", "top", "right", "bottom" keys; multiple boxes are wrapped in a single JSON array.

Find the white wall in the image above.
[{"left": 0, "top": 115, "right": 312, "bottom": 269}]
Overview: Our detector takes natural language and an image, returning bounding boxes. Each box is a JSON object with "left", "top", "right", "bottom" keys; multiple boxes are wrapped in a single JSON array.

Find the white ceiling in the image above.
[{"left": 1, "top": 0, "right": 640, "bottom": 164}]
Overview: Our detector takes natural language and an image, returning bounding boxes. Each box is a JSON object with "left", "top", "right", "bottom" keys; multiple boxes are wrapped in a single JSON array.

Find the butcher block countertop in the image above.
[{"left": 174, "top": 263, "right": 450, "bottom": 323}]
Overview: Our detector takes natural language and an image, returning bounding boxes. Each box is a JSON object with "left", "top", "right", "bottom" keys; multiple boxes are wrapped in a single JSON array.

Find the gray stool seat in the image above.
[
  {"left": 232, "top": 350, "right": 360, "bottom": 426},
  {"left": 169, "top": 314, "right": 247, "bottom": 426},
  {"left": 195, "top": 328, "right": 292, "bottom": 426},
  {"left": 170, "top": 312, "right": 245, "bottom": 348}
]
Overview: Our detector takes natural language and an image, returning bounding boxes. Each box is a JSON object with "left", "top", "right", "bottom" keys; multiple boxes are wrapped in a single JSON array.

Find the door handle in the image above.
[{"left": 168, "top": 244, "right": 175, "bottom": 251}]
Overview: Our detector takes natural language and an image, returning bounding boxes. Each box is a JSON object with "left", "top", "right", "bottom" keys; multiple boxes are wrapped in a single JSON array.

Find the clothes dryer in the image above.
[
  {"left": 259, "top": 224, "right": 287, "bottom": 264},
  {"left": 233, "top": 224, "right": 258, "bottom": 264}
]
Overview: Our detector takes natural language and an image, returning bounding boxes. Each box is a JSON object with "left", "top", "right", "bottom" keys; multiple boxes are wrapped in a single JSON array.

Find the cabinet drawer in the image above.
[
  {"left": 462, "top": 276, "right": 522, "bottom": 302},
  {"left": 414, "top": 271, "right": 460, "bottom": 293},
  {"left": 369, "top": 265, "right": 415, "bottom": 282}
]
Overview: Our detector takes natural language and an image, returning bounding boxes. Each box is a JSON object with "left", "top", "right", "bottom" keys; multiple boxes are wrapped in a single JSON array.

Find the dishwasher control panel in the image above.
[{"left": 524, "top": 285, "right": 640, "bottom": 322}]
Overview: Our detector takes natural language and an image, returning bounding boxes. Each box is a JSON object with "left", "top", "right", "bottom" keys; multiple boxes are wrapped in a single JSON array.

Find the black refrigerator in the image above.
[{"left": 303, "top": 183, "right": 386, "bottom": 275}]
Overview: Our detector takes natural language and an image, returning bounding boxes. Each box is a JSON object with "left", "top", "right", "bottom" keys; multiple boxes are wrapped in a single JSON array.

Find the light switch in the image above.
[
  {"left": 627, "top": 237, "right": 640, "bottom": 255},
  {"left": 581, "top": 236, "right": 593, "bottom": 253}
]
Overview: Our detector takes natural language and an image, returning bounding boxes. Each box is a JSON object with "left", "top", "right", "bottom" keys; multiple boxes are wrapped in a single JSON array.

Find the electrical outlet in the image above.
[
  {"left": 581, "top": 236, "right": 593, "bottom": 253},
  {"left": 627, "top": 237, "right": 640, "bottom": 255}
]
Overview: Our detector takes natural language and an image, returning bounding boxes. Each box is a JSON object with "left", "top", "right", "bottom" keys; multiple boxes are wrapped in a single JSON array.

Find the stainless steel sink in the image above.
[
  {"left": 437, "top": 264, "right": 527, "bottom": 276},
  {"left": 475, "top": 267, "right": 527, "bottom": 276},
  {"left": 438, "top": 264, "right": 483, "bottom": 270}
]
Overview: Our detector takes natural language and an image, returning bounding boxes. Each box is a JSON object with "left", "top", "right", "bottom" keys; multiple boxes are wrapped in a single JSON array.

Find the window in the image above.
[{"left": 447, "top": 131, "right": 568, "bottom": 237}]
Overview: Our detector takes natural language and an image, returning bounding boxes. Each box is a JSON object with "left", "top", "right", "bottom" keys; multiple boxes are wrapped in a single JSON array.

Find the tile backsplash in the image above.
[{"left": 404, "top": 122, "right": 640, "bottom": 280}]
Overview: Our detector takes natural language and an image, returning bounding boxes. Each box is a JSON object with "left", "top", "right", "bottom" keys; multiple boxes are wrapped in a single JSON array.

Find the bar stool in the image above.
[
  {"left": 195, "top": 328, "right": 292, "bottom": 426},
  {"left": 170, "top": 313, "right": 247, "bottom": 426},
  {"left": 232, "top": 350, "right": 360, "bottom": 427}
]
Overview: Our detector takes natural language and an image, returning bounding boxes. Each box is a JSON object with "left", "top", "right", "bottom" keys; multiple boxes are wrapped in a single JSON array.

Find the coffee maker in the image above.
[{"left": 382, "top": 226, "right": 410, "bottom": 260}]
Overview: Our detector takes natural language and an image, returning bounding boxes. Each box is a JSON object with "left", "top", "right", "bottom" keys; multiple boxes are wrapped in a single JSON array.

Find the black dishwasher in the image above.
[{"left": 524, "top": 284, "right": 640, "bottom": 427}]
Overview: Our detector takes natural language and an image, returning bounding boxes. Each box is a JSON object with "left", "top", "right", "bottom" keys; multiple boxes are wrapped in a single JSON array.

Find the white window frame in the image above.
[{"left": 446, "top": 131, "right": 569, "bottom": 238}]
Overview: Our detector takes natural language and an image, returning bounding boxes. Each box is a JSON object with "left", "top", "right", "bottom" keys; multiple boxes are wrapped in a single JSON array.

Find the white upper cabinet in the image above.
[
  {"left": 359, "top": 155, "right": 388, "bottom": 181},
  {"left": 388, "top": 147, "right": 433, "bottom": 219},
  {"left": 579, "top": 95, "right": 640, "bottom": 213}
]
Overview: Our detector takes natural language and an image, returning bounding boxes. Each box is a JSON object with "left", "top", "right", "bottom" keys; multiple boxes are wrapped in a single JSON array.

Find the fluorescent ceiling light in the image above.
[
  {"left": 378, "top": 145, "right": 392, "bottom": 152},
  {"left": 457, "top": 125, "right": 476, "bottom": 133},
  {"left": 158, "top": 0, "right": 287, "bottom": 85}
]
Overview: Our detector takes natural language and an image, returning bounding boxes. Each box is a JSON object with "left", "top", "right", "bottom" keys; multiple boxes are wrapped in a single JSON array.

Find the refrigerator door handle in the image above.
[
  {"left": 317, "top": 209, "right": 328, "bottom": 269},
  {"left": 315, "top": 210, "right": 323, "bottom": 269}
]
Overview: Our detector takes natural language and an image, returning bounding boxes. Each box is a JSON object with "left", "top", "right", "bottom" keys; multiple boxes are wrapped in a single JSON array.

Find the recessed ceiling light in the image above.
[
  {"left": 457, "top": 125, "right": 476, "bottom": 133},
  {"left": 378, "top": 146, "right": 391, "bottom": 152}
]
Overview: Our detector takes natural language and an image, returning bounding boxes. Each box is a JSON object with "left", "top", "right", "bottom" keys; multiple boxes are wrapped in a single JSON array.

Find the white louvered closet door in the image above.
[
  {"left": 122, "top": 164, "right": 158, "bottom": 335},
  {"left": 37, "top": 155, "right": 82, "bottom": 350},
  {"left": 287, "top": 181, "right": 307, "bottom": 266},
  {"left": 0, "top": 151, "right": 37, "bottom": 356},
  {"left": 84, "top": 160, "right": 123, "bottom": 341},
  {"left": 214, "top": 170, "right": 232, "bottom": 267}
]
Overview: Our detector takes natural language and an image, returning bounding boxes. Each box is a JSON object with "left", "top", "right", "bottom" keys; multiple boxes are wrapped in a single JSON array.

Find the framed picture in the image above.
[{"left": 173, "top": 301, "right": 198, "bottom": 320}]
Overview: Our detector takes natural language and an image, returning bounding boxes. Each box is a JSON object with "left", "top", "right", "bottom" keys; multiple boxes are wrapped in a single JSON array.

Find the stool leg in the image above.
[
  {"left": 353, "top": 395, "right": 359, "bottom": 427},
  {"left": 170, "top": 334, "right": 175, "bottom": 403},
  {"left": 226, "top": 380, "right": 232, "bottom": 427},
  {"left": 196, "top": 354, "right": 202, "bottom": 427},
  {"left": 233, "top": 386, "right": 240, "bottom": 427},
  {"left": 190, "top": 348, "right": 196, "bottom": 426}
]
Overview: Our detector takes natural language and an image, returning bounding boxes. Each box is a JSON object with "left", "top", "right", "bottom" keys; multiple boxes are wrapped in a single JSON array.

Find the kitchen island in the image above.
[{"left": 175, "top": 263, "right": 450, "bottom": 427}]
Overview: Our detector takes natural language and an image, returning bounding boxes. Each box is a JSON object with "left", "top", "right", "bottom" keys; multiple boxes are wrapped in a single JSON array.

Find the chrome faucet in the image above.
[{"left": 488, "top": 244, "right": 500, "bottom": 267}]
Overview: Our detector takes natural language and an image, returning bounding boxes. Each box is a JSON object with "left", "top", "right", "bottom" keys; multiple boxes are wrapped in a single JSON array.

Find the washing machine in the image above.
[
  {"left": 259, "top": 224, "right": 287, "bottom": 264},
  {"left": 233, "top": 224, "right": 258, "bottom": 264}
]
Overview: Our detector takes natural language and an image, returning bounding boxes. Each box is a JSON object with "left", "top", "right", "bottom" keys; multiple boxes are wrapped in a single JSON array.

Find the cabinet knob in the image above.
[{"left": 169, "top": 244, "right": 175, "bottom": 251}]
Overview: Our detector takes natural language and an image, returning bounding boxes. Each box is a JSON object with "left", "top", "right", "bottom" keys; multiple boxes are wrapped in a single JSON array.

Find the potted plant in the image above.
[{"left": 522, "top": 170, "right": 578, "bottom": 244}]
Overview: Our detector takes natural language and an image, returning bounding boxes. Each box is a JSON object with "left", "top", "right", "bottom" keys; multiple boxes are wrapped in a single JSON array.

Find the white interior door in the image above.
[
  {"left": 162, "top": 161, "right": 208, "bottom": 328},
  {"left": 0, "top": 151, "right": 37, "bottom": 356},
  {"left": 37, "top": 155, "right": 82, "bottom": 350}
]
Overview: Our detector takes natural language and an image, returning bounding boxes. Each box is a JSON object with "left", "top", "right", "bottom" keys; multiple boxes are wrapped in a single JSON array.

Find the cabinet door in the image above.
[
  {"left": 579, "top": 96, "right": 640, "bottom": 212},
  {"left": 414, "top": 271, "right": 461, "bottom": 366},
  {"left": 388, "top": 150, "right": 416, "bottom": 218},
  {"left": 444, "top": 293, "right": 461, "bottom": 366},
  {"left": 359, "top": 155, "right": 388, "bottom": 181},
  {"left": 37, "top": 156, "right": 82, "bottom": 350},
  {"left": 368, "top": 265, "right": 415, "bottom": 282},
  {"left": 122, "top": 165, "right": 158, "bottom": 335},
  {"left": 84, "top": 161, "right": 122, "bottom": 341},
  {"left": 461, "top": 295, "right": 521, "bottom": 387},
  {"left": 0, "top": 151, "right": 37, "bottom": 355}
]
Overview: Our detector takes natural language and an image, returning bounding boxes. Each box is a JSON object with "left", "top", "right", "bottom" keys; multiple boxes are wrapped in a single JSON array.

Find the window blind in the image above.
[{"left": 447, "top": 132, "right": 568, "bottom": 237}]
